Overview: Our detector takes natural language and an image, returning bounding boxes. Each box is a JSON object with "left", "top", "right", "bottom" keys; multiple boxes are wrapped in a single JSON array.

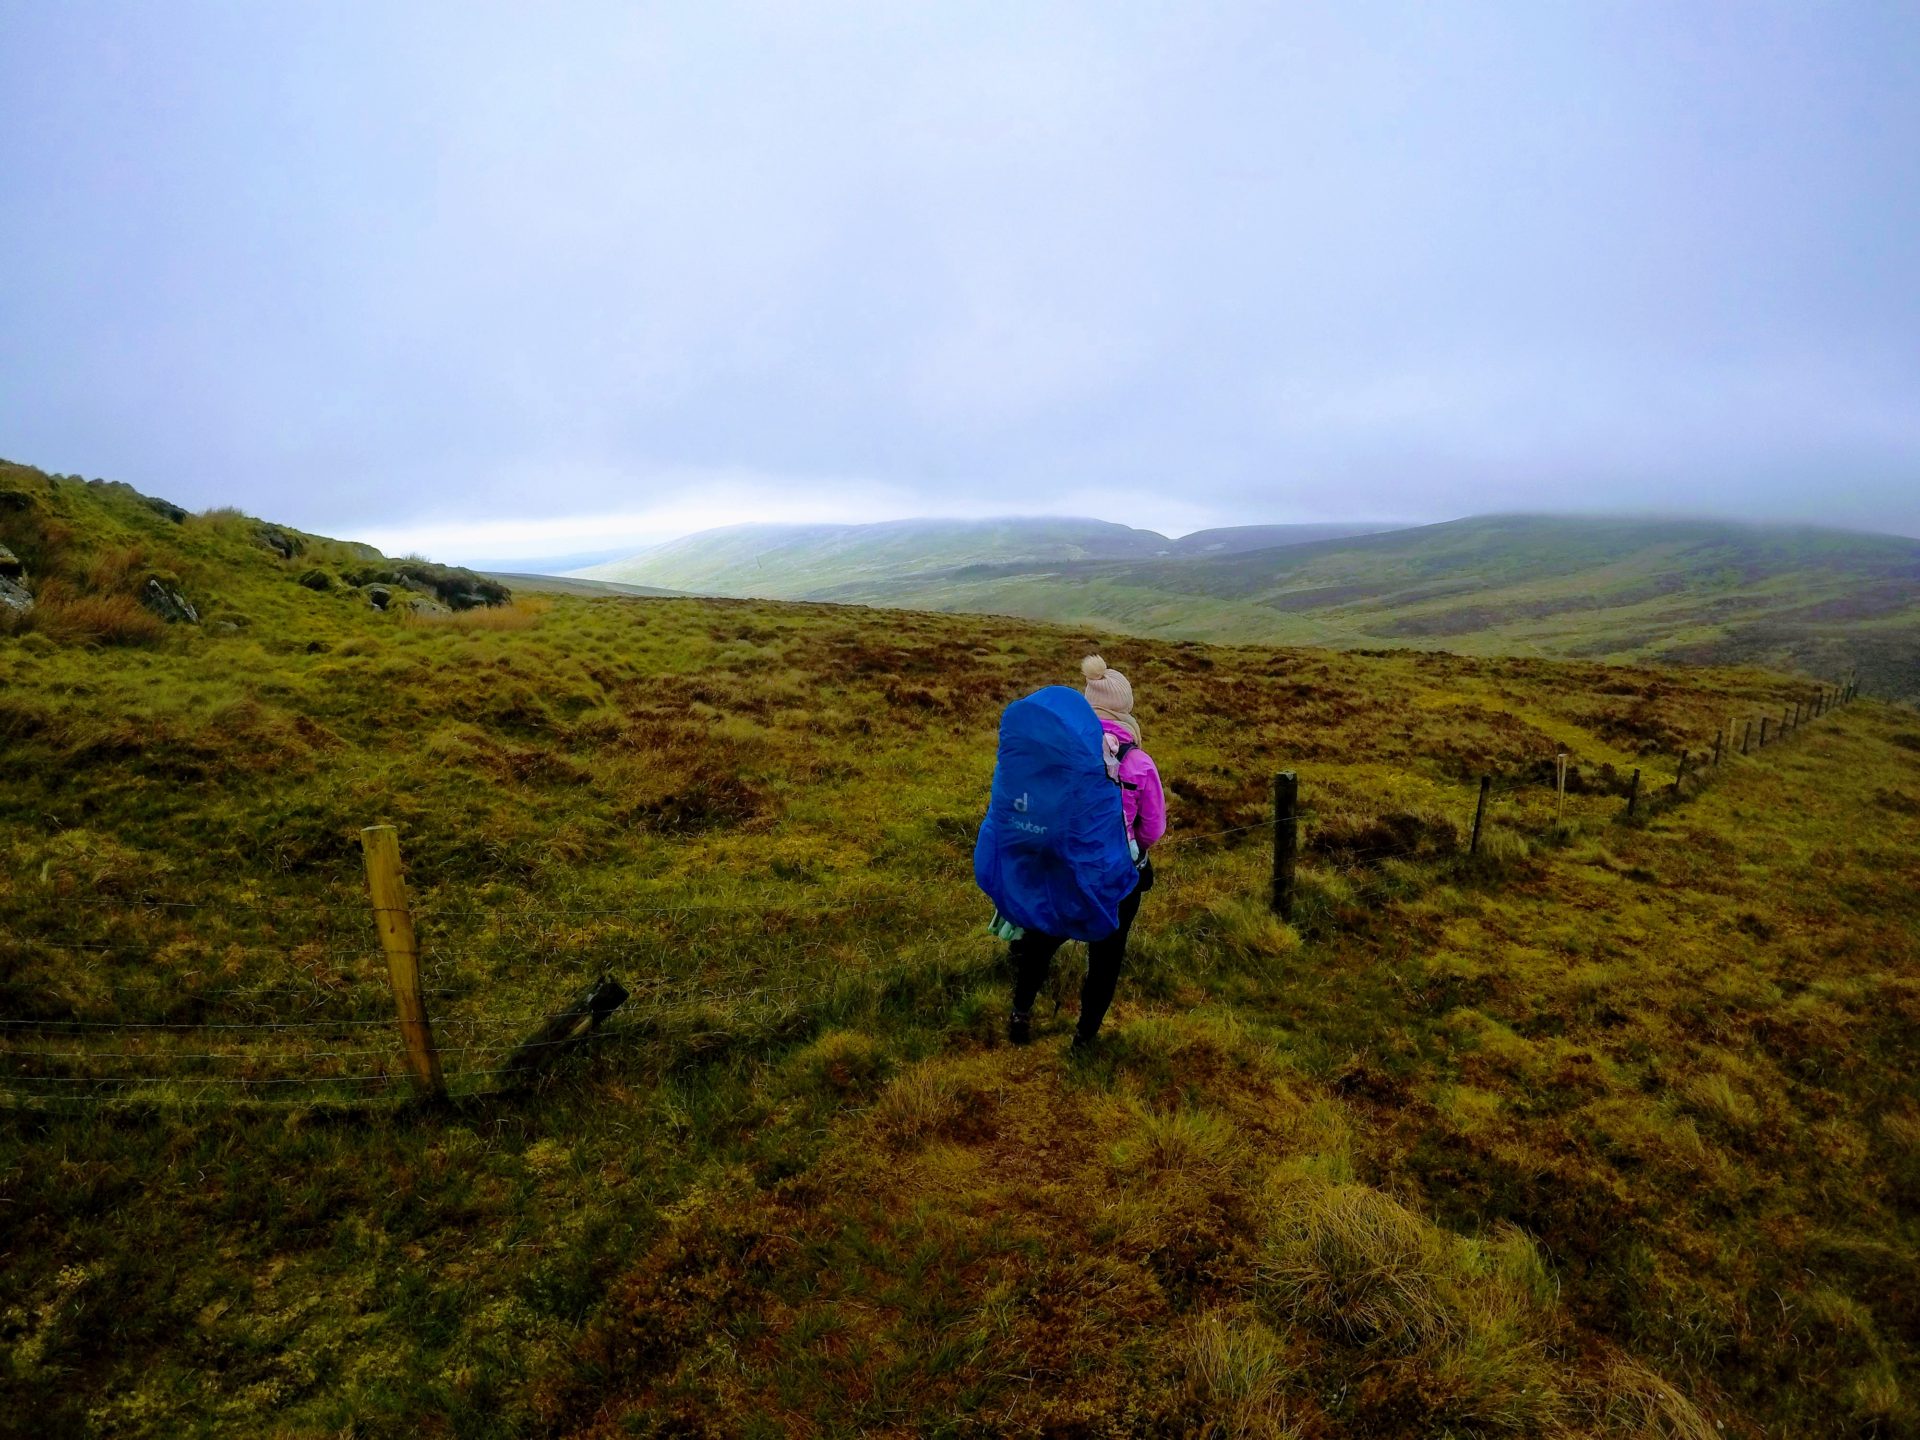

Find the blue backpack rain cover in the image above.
[{"left": 974, "top": 686, "right": 1139, "bottom": 941}]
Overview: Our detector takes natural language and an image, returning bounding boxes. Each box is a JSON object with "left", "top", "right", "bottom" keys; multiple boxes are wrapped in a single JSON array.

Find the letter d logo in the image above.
[{"left": 1013, "top": 792, "right": 1030, "bottom": 812}]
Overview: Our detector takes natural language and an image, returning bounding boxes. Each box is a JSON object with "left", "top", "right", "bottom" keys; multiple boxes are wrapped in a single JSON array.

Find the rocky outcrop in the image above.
[
  {"left": 0, "top": 543, "right": 31, "bottom": 614},
  {"left": 257, "top": 527, "right": 304, "bottom": 561},
  {"left": 345, "top": 559, "right": 509, "bottom": 611},
  {"left": 297, "top": 568, "right": 334, "bottom": 591},
  {"left": 141, "top": 578, "right": 199, "bottom": 624},
  {"left": 364, "top": 585, "right": 394, "bottom": 610}
]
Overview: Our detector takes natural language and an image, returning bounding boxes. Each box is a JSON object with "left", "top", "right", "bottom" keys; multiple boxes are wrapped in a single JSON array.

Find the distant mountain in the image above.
[
  {"left": 480, "top": 571, "right": 684, "bottom": 599},
  {"left": 581, "top": 511, "right": 1920, "bottom": 700},
  {"left": 574, "top": 517, "right": 1395, "bottom": 597},
  {"left": 1164, "top": 523, "right": 1396, "bottom": 556}
]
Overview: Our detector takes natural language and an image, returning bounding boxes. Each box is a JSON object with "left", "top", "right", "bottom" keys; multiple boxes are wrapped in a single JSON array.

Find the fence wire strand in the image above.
[{"left": 1, "top": 693, "right": 1855, "bottom": 1104}]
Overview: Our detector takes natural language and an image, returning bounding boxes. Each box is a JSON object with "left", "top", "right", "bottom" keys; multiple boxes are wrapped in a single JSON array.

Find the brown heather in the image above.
[{"left": 0, "top": 457, "right": 1916, "bottom": 1437}]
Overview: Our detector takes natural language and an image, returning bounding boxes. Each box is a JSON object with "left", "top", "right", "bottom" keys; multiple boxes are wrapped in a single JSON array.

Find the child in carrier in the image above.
[{"left": 997, "top": 655, "right": 1166, "bottom": 1050}]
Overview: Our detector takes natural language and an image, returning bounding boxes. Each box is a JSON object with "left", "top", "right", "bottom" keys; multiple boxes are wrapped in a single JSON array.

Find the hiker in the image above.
[{"left": 977, "top": 654, "right": 1166, "bottom": 1051}]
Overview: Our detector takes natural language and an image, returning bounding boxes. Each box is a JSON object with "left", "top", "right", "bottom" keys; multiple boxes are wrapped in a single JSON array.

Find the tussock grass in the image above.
[
  {"left": 1175, "top": 1310, "right": 1303, "bottom": 1440},
  {"left": 0, "top": 457, "right": 1911, "bottom": 1435},
  {"left": 402, "top": 596, "right": 552, "bottom": 630},
  {"left": 1259, "top": 1180, "right": 1458, "bottom": 1348}
]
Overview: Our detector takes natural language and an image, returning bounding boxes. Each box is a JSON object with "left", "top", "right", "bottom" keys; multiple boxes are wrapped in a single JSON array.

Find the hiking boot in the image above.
[
  {"left": 1008, "top": 1010, "right": 1031, "bottom": 1046},
  {"left": 1069, "top": 1030, "right": 1098, "bottom": 1056}
]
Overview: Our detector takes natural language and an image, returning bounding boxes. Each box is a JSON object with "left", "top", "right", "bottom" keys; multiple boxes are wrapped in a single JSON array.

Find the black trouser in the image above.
[{"left": 1010, "top": 884, "right": 1142, "bottom": 1040}]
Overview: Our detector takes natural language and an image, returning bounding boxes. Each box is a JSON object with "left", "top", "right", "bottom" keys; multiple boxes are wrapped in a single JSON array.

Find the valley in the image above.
[{"left": 2, "top": 462, "right": 1916, "bottom": 1433}]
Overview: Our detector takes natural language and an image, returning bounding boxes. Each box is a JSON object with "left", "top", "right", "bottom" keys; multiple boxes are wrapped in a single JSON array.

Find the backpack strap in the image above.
[{"left": 1111, "top": 739, "right": 1139, "bottom": 790}]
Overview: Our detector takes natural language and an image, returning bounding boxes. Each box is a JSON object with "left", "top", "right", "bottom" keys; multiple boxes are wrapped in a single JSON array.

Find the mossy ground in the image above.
[{"left": 0, "top": 464, "right": 1914, "bottom": 1436}]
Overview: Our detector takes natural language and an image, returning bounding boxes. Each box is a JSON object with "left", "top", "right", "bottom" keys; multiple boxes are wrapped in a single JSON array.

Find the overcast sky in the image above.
[{"left": 3, "top": 2, "right": 1917, "bottom": 563}]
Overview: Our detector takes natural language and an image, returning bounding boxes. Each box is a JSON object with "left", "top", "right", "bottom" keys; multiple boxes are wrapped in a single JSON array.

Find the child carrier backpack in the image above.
[{"left": 974, "top": 686, "right": 1140, "bottom": 941}]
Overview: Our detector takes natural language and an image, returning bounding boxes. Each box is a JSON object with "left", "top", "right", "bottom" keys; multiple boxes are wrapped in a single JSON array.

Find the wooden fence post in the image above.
[
  {"left": 1555, "top": 752, "right": 1567, "bottom": 820},
  {"left": 1742, "top": 719, "right": 1752, "bottom": 755},
  {"left": 1759, "top": 717, "right": 1770, "bottom": 747},
  {"left": 1672, "top": 752, "right": 1689, "bottom": 796},
  {"left": 1470, "top": 775, "right": 1491, "bottom": 854},
  {"left": 1270, "top": 772, "right": 1298, "bottom": 921},
  {"left": 1626, "top": 768, "right": 1641, "bottom": 817},
  {"left": 1712, "top": 729, "right": 1724, "bottom": 768},
  {"left": 361, "top": 824, "right": 447, "bottom": 1099}
]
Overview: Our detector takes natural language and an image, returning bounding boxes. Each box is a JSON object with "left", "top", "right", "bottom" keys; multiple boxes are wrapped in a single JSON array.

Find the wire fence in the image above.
[{"left": 0, "top": 681, "right": 1857, "bottom": 1108}]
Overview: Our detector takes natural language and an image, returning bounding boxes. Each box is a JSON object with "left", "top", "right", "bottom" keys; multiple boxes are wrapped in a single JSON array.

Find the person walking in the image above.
[{"left": 1007, "top": 655, "right": 1167, "bottom": 1051}]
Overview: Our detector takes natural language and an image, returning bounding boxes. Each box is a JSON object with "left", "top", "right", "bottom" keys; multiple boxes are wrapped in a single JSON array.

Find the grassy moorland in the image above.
[
  {"left": 592, "top": 513, "right": 1920, "bottom": 704},
  {"left": 574, "top": 519, "right": 1389, "bottom": 599},
  {"left": 1, "top": 462, "right": 1917, "bottom": 1437}
]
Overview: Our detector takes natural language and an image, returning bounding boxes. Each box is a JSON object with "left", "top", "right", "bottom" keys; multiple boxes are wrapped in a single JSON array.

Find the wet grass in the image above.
[{"left": 0, "top": 460, "right": 1914, "bottom": 1435}]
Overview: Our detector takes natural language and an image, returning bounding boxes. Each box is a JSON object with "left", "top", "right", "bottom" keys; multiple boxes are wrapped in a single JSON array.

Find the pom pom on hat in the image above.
[{"left": 1081, "top": 652, "right": 1137, "bottom": 736}]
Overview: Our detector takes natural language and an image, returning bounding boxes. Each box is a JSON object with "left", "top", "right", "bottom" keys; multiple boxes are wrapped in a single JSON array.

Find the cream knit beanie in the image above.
[{"left": 1081, "top": 655, "right": 1139, "bottom": 740}]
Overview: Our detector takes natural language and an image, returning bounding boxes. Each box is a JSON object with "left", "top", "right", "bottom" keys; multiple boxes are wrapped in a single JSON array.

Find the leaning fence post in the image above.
[
  {"left": 361, "top": 824, "right": 447, "bottom": 1099},
  {"left": 1672, "top": 752, "right": 1689, "bottom": 796},
  {"left": 1742, "top": 719, "right": 1752, "bottom": 755},
  {"left": 1555, "top": 752, "right": 1567, "bottom": 820},
  {"left": 1759, "top": 717, "right": 1770, "bottom": 747},
  {"left": 1712, "top": 729, "right": 1724, "bottom": 768},
  {"left": 1470, "top": 775, "right": 1491, "bottom": 855},
  {"left": 1626, "top": 768, "right": 1641, "bottom": 817},
  {"left": 1270, "top": 772, "right": 1298, "bottom": 921}
]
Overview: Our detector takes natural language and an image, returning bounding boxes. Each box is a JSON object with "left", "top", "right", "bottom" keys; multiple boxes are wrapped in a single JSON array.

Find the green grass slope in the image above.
[
  {"left": 2, "top": 463, "right": 1917, "bottom": 1436},
  {"left": 833, "top": 514, "right": 1920, "bottom": 702},
  {"left": 575, "top": 517, "right": 1178, "bottom": 596},
  {"left": 576, "top": 518, "right": 1393, "bottom": 598}
]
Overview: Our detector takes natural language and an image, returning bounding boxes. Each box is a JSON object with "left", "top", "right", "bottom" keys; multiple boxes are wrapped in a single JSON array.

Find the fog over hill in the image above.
[
  {"left": 575, "top": 518, "right": 1395, "bottom": 599},
  {"left": 578, "top": 511, "right": 1920, "bottom": 701}
]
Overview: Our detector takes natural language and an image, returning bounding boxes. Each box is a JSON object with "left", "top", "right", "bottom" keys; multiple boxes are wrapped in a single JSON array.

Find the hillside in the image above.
[
  {"left": 574, "top": 517, "right": 1393, "bottom": 597},
  {"left": 682, "top": 513, "right": 1920, "bottom": 703},
  {"left": 3, "top": 461, "right": 1918, "bottom": 1436}
]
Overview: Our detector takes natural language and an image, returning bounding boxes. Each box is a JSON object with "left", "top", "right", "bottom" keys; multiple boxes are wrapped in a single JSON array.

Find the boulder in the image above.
[
  {"left": 0, "top": 573, "right": 31, "bottom": 615},
  {"left": 141, "top": 578, "right": 199, "bottom": 624},
  {"left": 297, "top": 568, "right": 334, "bottom": 591},
  {"left": 0, "top": 490, "right": 31, "bottom": 513},
  {"left": 257, "top": 527, "right": 304, "bottom": 561},
  {"left": 143, "top": 495, "right": 189, "bottom": 524},
  {"left": 0, "top": 542, "right": 22, "bottom": 579},
  {"left": 365, "top": 585, "right": 394, "bottom": 610},
  {"left": 404, "top": 595, "right": 452, "bottom": 617}
]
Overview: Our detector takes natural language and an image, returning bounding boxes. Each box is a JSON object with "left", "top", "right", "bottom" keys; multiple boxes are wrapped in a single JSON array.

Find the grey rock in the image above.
[
  {"left": 405, "top": 595, "right": 452, "bottom": 617},
  {"left": 365, "top": 585, "right": 394, "bottom": 610},
  {"left": 141, "top": 578, "right": 199, "bottom": 624},
  {"left": 0, "top": 574, "right": 31, "bottom": 614},
  {"left": 257, "top": 527, "right": 303, "bottom": 561},
  {"left": 143, "top": 496, "right": 189, "bottom": 524},
  {"left": 0, "top": 542, "right": 22, "bottom": 579}
]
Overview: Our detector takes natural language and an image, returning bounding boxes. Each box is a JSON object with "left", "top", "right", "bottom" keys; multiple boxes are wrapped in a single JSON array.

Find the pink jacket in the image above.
[{"left": 1101, "top": 718, "right": 1167, "bottom": 850}]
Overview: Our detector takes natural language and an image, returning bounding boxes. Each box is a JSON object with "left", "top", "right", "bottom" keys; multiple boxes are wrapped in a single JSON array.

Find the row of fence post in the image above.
[
  {"left": 1264, "top": 674, "right": 1861, "bottom": 917},
  {"left": 374, "top": 674, "right": 1869, "bottom": 1037}
]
